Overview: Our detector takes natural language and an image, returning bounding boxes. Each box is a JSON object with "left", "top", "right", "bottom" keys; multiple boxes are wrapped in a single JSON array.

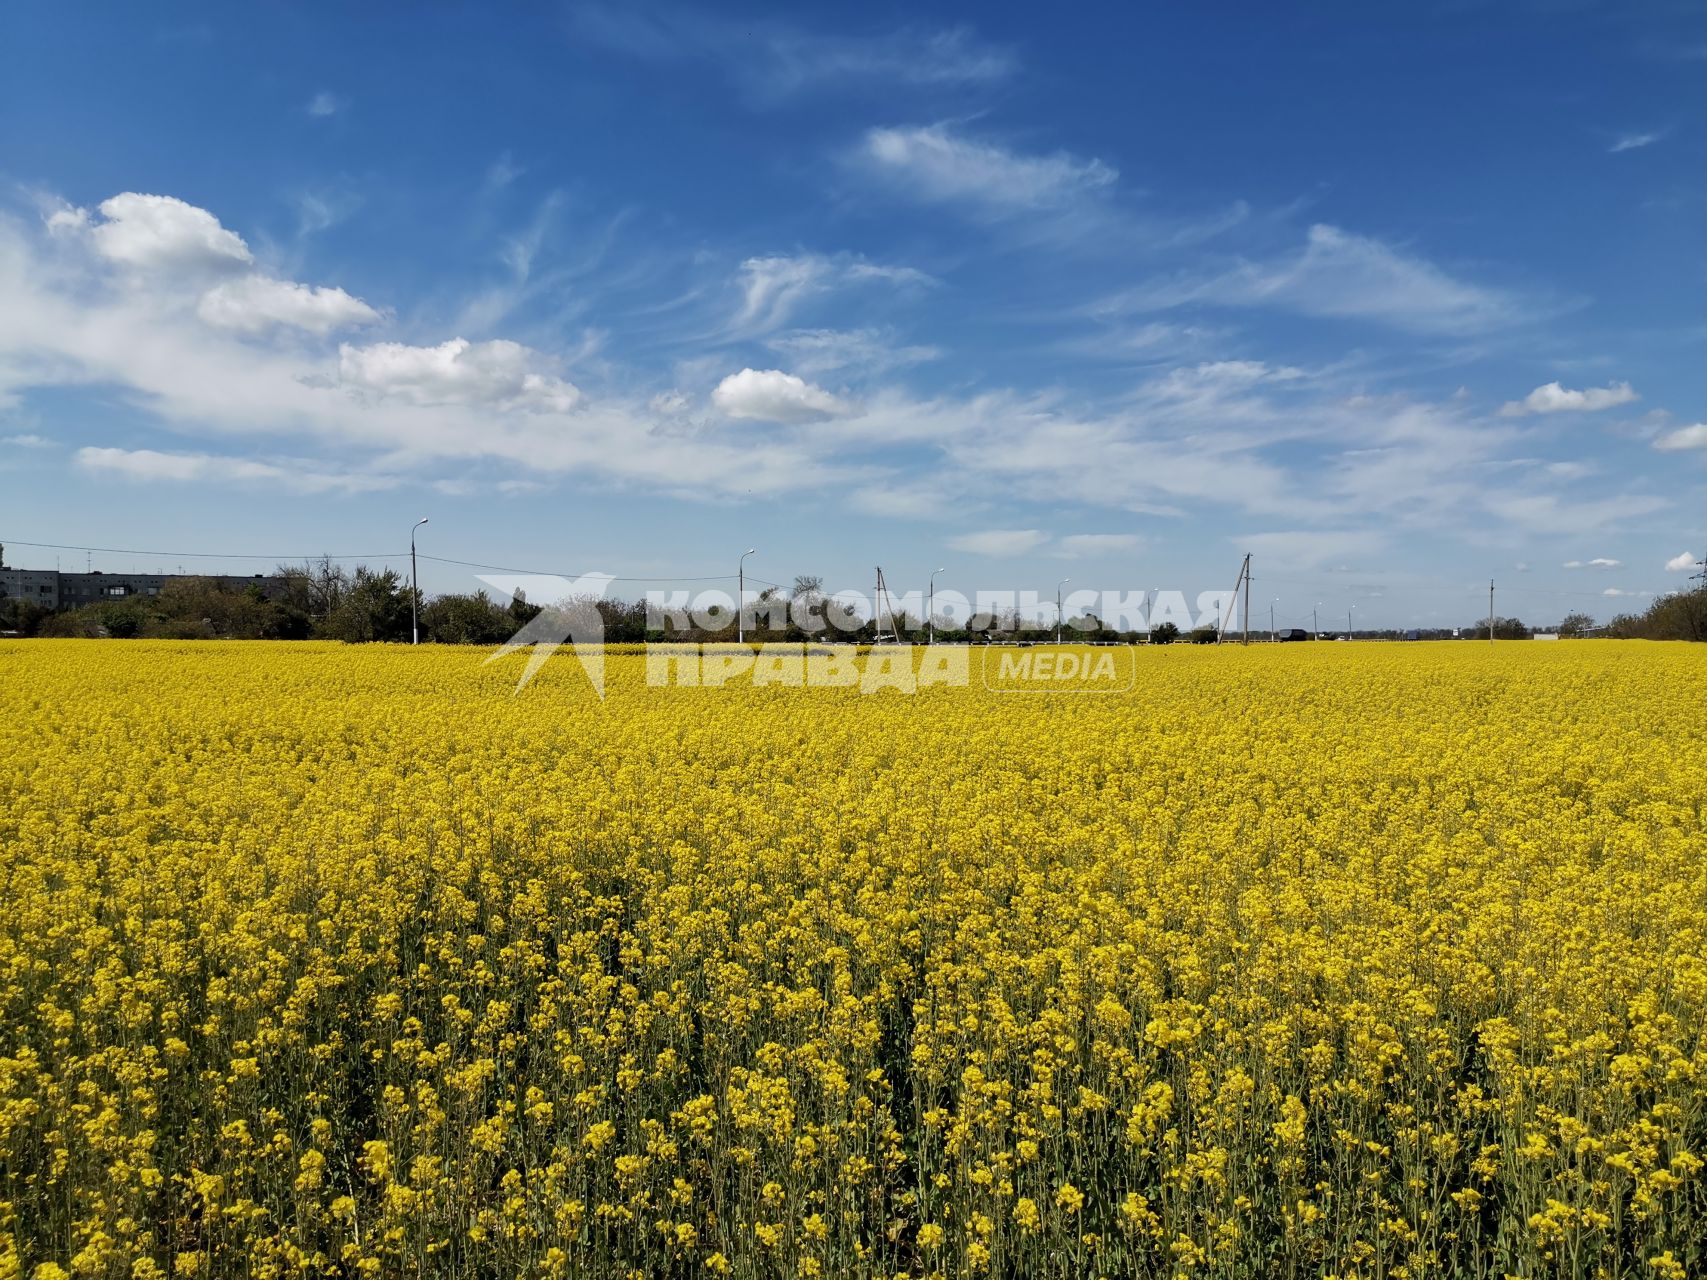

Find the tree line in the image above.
[{"left": 5, "top": 559, "right": 1705, "bottom": 644}]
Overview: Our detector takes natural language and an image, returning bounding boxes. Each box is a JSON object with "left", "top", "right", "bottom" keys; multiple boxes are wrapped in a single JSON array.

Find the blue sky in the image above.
[{"left": 2, "top": 0, "right": 1704, "bottom": 628}]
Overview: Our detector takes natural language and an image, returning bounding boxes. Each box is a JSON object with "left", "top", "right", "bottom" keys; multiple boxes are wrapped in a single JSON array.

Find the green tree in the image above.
[{"left": 320, "top": 567, "right": 411, "bottom": 643}]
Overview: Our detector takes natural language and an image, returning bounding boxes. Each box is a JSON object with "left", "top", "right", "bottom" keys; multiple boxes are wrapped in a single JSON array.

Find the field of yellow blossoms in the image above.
[{"left": 3, "top": 638, "right": 1707, "bottom": 1280}]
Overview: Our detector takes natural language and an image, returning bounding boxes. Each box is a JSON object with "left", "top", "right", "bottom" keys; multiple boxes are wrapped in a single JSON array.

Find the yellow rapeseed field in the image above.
[{"left": 3, "top": 639, "right": 1706, "bottom": 1280}]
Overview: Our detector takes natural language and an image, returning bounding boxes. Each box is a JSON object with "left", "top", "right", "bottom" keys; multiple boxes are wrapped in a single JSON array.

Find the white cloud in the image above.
[
  {"left": 1665, "top": 551, "right": 1698, "bottom": 572},
  {"left": 711, "top": 368, "right": 849, "bottom": 423},
  {"left": 1654, "top": 423, "right": 1707, "bottom": 451},
  {"left": 75, "top": 193, "right": 254, "bottom": 272},
  {"left": 1055, "top": 533, "right": 1142, "bottom": 558},
  {"left": 1, "top": 433, "right": 51, "bottom": 447},
  {"left": 732, "top": 254, "right": 931, "bottom": 333},
  {"left": 0, "top": 186, "right": 1689, "bottom": 537},
  {"left": 767, "top": 328, "right": 940, "bottom": 376},
  {"left": 1602, "top": 587, "right": 1649, "bottom": 598},
  {"left": 765, "top": 25, "right": 1014, "bottom": 92},
  {"left": 307, "top": 91, "right": 343, "bottom": 118},
  {"left": 1563, "top": 558, "right": 1621, "bottom": 569},
  {"left": 1241, "top": 530, "right": 1386, "bottom": 570},
  {"left": 571, "top": 9, "right": 1014, "bottom": 99},
  {"left": 858, "top": 123, "right": 1116, "bottom": 210},
  {"left": 338, "top": 338, "right": 582, "bottom": 412},
  {"left": 648, "top": 390, "right": 691, "bottom": 416},
  {"left": 949, "top": 529, "right": 1051, "bottom": 559},
  {"left": 1499, "top": 380, "right": 1638, "bottom": 416},
  {"left": 1610, "top": 131, "right": 1661, "bottom": 153},
  {"left": 198, "top": 276, "right": 380, "bottom": 335},
  {"left": 76, "top": 446, "right": 388, "bottom": 494},
  {"left": 947, "top": 528, "right": 1049, "bottom": 556},
  {"left": 1122, "top": 224, "right": 1519, "bottom": 335}
]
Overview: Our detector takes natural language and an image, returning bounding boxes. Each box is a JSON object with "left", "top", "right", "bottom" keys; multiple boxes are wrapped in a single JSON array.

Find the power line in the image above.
[
  {"left": 418, "top": 554, "right": 742, "bottom": 584},
  {"left": 0, "top": 537, "right": 404, "bottom": 561}
]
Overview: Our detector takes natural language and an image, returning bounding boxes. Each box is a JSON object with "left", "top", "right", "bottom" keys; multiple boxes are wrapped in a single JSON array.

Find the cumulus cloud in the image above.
[
  {"left": 1665, "top": 551, "right": 1699, "bottom": 572},
  {"left": 947, "top": 528, "right": 1049, "bottom": 556},
  {"left": 76, "top": 446, "right": 388, "bottom": 493},
  {"left": 65, "top": 193, "right": 254, "bottom": 272},
  {"left": 1563, "top": 558, "right": 1622, "bottom": 569},
  {"left": 198, "top": 276, "right": 380, "bottom": 335},
  {"left": 338, "top": 339, "right": 582, "bottom": 412},
  {"left": 1654, "top": 423, "right": 1707, "bottom": 451},
  {"left": 711, "top": 368, "right": 849, "bottom": 423},
  {"left": 1499, "top": 381, "right": 1638, "bottom": 416},
  {"left": 858, "top": 123, "right": 1116, "bottom": 210}
]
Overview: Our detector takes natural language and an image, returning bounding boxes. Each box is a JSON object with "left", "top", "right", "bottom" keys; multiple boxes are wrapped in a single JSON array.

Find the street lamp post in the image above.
[
  {"left": 929, "top": 568, "right": 946, "bottom": 645},
  {"left": 737, "top": 548, "right": 756, "bottom": 644},
  {"left": 1056, "top": 578, "right": 1071, "bottom": 644},
  {"left": 410, "top": 517, "right": 429, "bottom": 645}
]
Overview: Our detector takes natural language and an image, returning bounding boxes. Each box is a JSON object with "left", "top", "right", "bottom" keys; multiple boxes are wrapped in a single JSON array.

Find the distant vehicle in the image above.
[{"left": 1279, "top": 628, "right": 1309, "bottom": 642}]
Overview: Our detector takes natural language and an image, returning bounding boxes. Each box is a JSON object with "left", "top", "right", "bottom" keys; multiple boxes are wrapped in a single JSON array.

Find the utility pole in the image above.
[
  {"left": 1244, "top": 558, "right": 1251, "bottom": 645},
  {"left": 929, "top": 567, "right": 946, "bottom": 645},
  {"left": 1270, "top": 600, "right": 1277, "bottom": 643},
  {"left": 873, "top": 567, "right": 900, "bottom": 643},
  {"left": 1314, "top": 602, "right": 1321, "bottom": 641},
  {"left": 1488, "top": 578, "right": 1495, "bottom": 644},
  {"left": 410, "top": 517, "right": 429, "bottom": 645},
  {"left": 737, "top": 548, "right": 756, "bottom": 644},
  {"left": 1218, "top": 555, "right": 1252, "bottom": 645}
]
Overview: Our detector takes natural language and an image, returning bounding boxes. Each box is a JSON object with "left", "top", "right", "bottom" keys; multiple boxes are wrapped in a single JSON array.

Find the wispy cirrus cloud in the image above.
[
  {"left": 766, "top": 328, "right": 940, "bottom": 376},
  {"left": 77, "top": 446, "right": 389, "bottom": 493},
  {"left": 948, "top": 528, "right": 1051, "bottom": 556},
  {"left": 855, "top": 122, "right": 1117, "bottom": 212},
  {"left": 569, "top": 6, "right": 1014, "bottom": 101},
  {"left": 1109, "top": 224, "right": 1524, "bottom": 336},
  {"left": 1054, "top": 533, "right": 1143, "bottom": 558},
  {"left": 729, "top": 253, "right": 932, "bottom": 335},
  {"left": 1609, "top": 130, "right": 1663, "bottom": 153}
]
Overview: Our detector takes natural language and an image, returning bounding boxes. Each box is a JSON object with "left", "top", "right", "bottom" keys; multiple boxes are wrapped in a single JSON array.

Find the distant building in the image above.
[{"left": 1, "top": 564, "right": 288, "bottom": 613}]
